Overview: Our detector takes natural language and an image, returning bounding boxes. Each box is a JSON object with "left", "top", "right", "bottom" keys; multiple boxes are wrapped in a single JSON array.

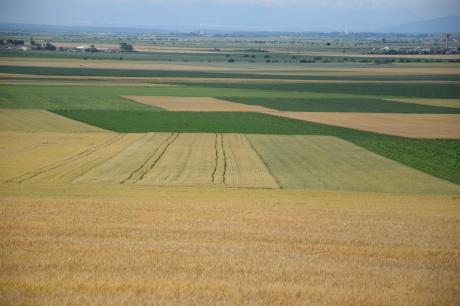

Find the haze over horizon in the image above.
[{"left": 0, "top": 0, "right": 459, "bottom": 32}]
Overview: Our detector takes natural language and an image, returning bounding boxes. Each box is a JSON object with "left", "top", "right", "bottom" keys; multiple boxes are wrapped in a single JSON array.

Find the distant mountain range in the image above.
[{"left": 378, "top": 16, "right": 460, "bottom": 33}]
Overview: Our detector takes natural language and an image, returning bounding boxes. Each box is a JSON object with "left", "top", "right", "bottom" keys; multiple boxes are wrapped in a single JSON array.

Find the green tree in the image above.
[{"left": 120, "top": 42, "right": 134, "bottom": 52}]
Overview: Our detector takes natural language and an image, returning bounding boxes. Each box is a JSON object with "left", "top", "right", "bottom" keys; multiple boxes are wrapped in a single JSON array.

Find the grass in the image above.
[
  {"left": 1, "top": 185, "right": 459, "bottom": 305},
  {"left": 222, "top": 96, "right": 460, "bottom": 113},
  {"left": 52, "top": 110, "right": 460, "bottom": 185}
]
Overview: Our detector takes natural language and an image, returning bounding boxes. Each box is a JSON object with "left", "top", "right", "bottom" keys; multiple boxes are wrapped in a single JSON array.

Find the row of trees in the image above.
[{"left": 0, "top": 39, "right": 25, "bottom": 45}]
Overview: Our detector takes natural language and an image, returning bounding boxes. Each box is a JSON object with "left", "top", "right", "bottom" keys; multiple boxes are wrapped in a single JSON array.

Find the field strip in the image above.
[
  {"left": 138, "top": 133, "right": 217, "bottom": 186},
  {"left": 5, "top": 134, "right": 128, "bottom": 184},
  {"left": 386, "top": 98, "right": 460, "bottom": 109},
  {"left": 2, "top": 132, "right": 457, "bottom": 192},
  {"left": 222, "top": 134, "right": 279, "bottom": 188},
  {"left": 74, "top": 133, "right": 172, "bottom": 184},
  {"left": 247, "top": 135, "right": 460, "bottom": 194},
  {"left": 123, "top": 133, "right": 179, "bottom": 184},
  {"left": 2, "top": 73, "right": 460, "bottom": 85},
  {"left": 275, "top": 112, "right": 460, "bottom": 138},
  {"left": 0, "top": 109, "right": 105, "bottom": 132},
  {"left": 123, "top": 96, "right": 278, "bottom": 113},
  {"left": 122, "top": 133, "right": 177, "bottom": 184},
  {"left": 2, "top": 58, "right": 460, "bottom": 74},
  {"left": 0, "top": 80, "right": 175, "bottom": 86},
  {"left": 135, "top": 133, "right": 277, "bottom": 188}
]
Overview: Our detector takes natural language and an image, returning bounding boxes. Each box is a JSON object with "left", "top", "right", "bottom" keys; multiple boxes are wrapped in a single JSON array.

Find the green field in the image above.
[
  {"left": 2, "top": 65, "right": 460, "bottom": 82},
  {"left": 2, "top": 84, "right": 460, "bottom": 113},
  {"left": 52, "top": 110, "right": 460, "bottom": 185},
  {"left": 193, "top": 82, "right": 460, "bottom": 99},
  {"left": 0, "top": 85, "right": 162, "bottom": 110},
  {"left": 222, "top": 96, "right": 460, "bottom": 113}
]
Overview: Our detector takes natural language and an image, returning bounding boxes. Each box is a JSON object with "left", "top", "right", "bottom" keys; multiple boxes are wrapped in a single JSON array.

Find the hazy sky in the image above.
[{"left": 0, "top": 0, "right": 458, "bottom": 32}]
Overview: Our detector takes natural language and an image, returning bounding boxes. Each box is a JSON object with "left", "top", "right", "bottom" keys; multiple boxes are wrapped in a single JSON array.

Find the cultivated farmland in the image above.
[
  {"left": 123, "top": 95, "right": 277, "bottom": 113},
  {"left": 277, "top": 112, "right": 460, "bottom": 138},
  {"left": 248, "top": 135, "right": 460, "bottom": 193},
  {"left": 0, "top": 109, "right": 104, "bottom": 132},
  {"left": 1, "top": 131, "right": 458, "bottom": 194},
  {"left": 1, "top": 186, "right": 459, "bottom": 305},
  {"left": 1, "top": 30, "right": 460, "bottom": 305}
]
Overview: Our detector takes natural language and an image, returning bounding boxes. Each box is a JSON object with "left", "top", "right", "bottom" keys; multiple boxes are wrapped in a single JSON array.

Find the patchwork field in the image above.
[
  {"left": 278, "top": 112, "right": 460, "bottom": 138},
  {"left": 223, "top": 96, "right": 460, "bottom": 113},
  {"left": 248, "top": 135, "right": 460, "bottom": 193},
  {"left": 1, "top": 49, "right": 460, "bottom": 305},
  {"left": 1, "top": 131, "right": 458, "bottom": 194}
]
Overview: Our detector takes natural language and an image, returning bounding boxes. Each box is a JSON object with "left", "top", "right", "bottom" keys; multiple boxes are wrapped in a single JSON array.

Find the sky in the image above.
[{"left": 0, "top": 0, "right": 459, "bottom": 32}]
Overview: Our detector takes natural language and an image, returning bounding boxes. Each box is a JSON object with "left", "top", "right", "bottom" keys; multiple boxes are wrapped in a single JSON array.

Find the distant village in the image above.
[
  {"left": 0, "top": 38, "right": 134, "bottom": 53},
  {"left": 371, "top": 34, "right": 460, "bottom": 55}
]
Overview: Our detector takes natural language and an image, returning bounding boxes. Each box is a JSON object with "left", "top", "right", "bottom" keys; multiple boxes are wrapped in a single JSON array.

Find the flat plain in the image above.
[{"left": 1, "top": 39, "right": 460, "bottom": 305}]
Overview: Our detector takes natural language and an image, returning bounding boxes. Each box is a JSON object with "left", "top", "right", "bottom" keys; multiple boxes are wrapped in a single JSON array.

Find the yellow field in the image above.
[
  {"left": 248, "top": 135, "right": 460, "bottom": 194},
  {"left": 136, "top": 133, "right": 278, "bottom": 188},
  {"left": 388, "top": 98, "right": 460, "bottom": 109},
  {"left": 123, "top": 96, "right": 277, "bottom": 113},
  {"left": 278, "top": 112, "right": 460, "bottom": 138},
  {"left": 0, "top": 184, "right": 459, "bottom": 305},
  {"left": 0, "top": 109, "right": 104, "bottom": 132}
]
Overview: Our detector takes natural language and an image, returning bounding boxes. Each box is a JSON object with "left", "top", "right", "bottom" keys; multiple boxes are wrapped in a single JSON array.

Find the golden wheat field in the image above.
[
  {"left": 123, "top": 96, "right": 278, "bottom": 113},
  {"left": 0, "top": 109, "right": 104, "bottom": 133},
  {"left": 278, "top": 112, "right": 460, "bottom": 138},
  {"left": 1, "top": 184, "right": 459, "bottom": 305}
]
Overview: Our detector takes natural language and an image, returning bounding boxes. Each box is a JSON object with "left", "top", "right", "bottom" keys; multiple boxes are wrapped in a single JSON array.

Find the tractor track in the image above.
[
  {"left": 121, "top": 133, "right": 179, "bottom": 184},
  {"left": 6, "top": 134, "right": 125, "bottom": 184}
]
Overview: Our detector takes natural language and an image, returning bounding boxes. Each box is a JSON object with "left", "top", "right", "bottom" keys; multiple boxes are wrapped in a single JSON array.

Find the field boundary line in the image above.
[
  {"left": 245, "top": 135, "right": 282, "bottom": 189},
  {"left": 6, "top": 134, "right": 125, "bottom": 184}
]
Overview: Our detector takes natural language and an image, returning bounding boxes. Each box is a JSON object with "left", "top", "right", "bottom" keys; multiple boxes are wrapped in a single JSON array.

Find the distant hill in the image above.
[{"left": 378, "top": 16, "right": 460, "bottom": 33}]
